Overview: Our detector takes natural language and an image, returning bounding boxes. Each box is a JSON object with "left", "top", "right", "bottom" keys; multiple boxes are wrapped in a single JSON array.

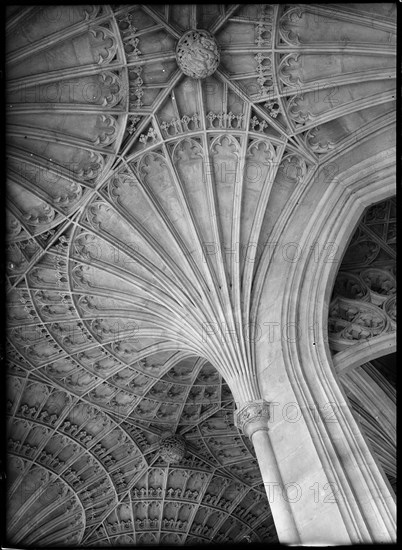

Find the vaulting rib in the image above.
[
  {"left": 69, "top": 0, "right": 397, "bottom": 399},
  {"left": 5, "top": 5, "right": 396, "bottom": 544},
  {"left": 74, "top": 88, "right": 297, "bottom": 398}
]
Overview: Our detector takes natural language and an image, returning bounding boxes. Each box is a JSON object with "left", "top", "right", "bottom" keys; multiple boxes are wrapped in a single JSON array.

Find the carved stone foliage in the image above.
[
  {"left": 383, "top": 295, "right": 396, "bottom": 329},
  {"left": 138, "top": 124, "right": 159, "bottom": 147},
  {"left": 328, "top": 297, "right": 391, "bottom": 349},
  {"left": 329, "top": 273, "right": 396, "bottom": 350},
  {"left": 6, "top": 212, "right": 23, "bottom": 240},
  {"left": 264, "top": 100, "right": 281, "bottom": 119},
  {"left": 342, "top": 238, "right": 381, "bottom": 268},
  {"left": 159, "top": 434, "right": 187, "bottom": 463},
  {"left": 360, "top": 268, "right": 396, "bottom": 305},
  {"left": 249, "top": 114, "right": 272, "bottom": 134},
  {"left": 234, "top": 400, "right": 270, "bottom": 439},
  {"left": 333, "top": 272, "right": 370, "bottom": 302},
  {"left": 330, "top": 199, "right": 396, "bottom": 351},
  {"left": 176, "top": 29, "right": 220, "bottom": 79}
]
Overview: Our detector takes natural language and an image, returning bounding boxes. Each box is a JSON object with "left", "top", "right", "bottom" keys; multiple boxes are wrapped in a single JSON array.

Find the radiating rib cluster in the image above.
[{"left": 6, "top": 3, "right": 396, "bottom": 546}]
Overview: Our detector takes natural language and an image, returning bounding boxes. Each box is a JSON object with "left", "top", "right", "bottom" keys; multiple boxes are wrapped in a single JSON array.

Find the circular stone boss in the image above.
[
  {"left": 159, "top": 434, "right": 187, "bottom": 463},
  {"left": 176, "top": 29, "right": 220, "bottom": 79}
]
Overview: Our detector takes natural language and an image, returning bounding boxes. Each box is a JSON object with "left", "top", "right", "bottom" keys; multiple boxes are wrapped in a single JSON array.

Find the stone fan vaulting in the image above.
[{"left": 5, "top": 3, "right": 396, "bottom": 546}]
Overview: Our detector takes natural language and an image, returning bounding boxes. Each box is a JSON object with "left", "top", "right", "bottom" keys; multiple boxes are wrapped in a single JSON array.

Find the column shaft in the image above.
[{"left": 251, "top": 428, "right": 300, "bottom": 544}]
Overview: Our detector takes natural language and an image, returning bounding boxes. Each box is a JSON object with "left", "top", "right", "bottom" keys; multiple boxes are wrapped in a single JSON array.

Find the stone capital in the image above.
[{"left": 234, "top": 400, "right": 270, "bottom": 439}]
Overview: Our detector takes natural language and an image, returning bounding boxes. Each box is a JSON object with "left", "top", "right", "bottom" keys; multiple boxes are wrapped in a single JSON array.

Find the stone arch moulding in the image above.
[
  {"left": 332, "top": 332, "right": 396, "bottom": 378},
  {"left": 255, "top": 144, "right": 396, "bottom": 543}
]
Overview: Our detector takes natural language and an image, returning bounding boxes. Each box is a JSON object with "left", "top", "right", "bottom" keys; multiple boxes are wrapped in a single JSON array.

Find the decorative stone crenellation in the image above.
[
  {"left": 255, "top": 5, "right": 275, "bottom": 47},
  {"left": 117, "top": 12, "right": 141, "bottom": 59},
  {"left": 206, "top": 111, "right": 244, "bottom": 130},
  {"left": 128, "top": 66, "right": 144, "bottom": 109},
  {"left": 160, "top": 113, "right": 201, "bottom": 137},
  {"left": 255, "top": 52, "right": 274, "bottom": 97}
]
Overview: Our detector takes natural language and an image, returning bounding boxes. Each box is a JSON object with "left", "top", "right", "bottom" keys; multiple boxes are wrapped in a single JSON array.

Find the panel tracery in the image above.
[
  {"left": 329, "top": 199, "right": 396, "bottom": 351},
  {"left": 330, "top": 198, "right": 396, "bottom": 496}
]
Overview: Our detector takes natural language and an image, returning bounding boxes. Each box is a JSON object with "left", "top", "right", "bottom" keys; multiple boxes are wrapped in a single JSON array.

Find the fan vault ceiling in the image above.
[{"left": 5, "top": 3, "right": 396, "bottom": 546}]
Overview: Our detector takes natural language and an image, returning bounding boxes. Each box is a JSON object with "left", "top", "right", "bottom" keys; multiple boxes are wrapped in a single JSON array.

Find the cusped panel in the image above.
[
  {"left": 6, "top": 5, "right": 129, "bottom": 287},
  {"left": 7, "top": 457, "right": 85, "bottom": 546},
  {"left": 6, "top": 4, "right": 396, "bottom": 547}
]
